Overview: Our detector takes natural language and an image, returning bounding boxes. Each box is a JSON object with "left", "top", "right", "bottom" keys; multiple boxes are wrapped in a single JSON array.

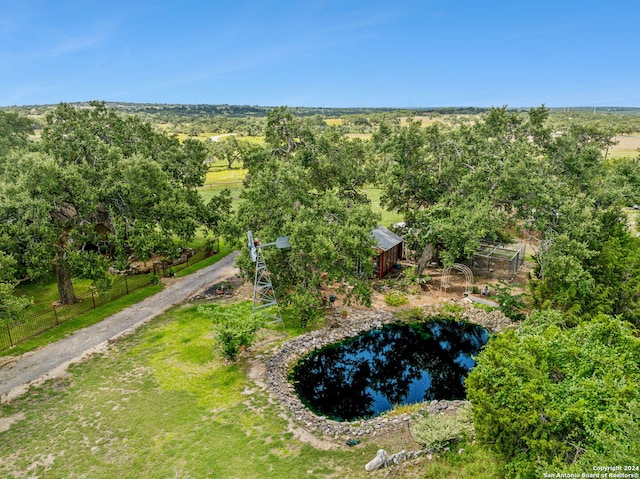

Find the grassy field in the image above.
[
  {"left": 199, "top": 165, "right": 246, "bottom": 206},
  {"left": 198, "top": 164, "right": 404, "bottom": 227},
  {"left": 0, "top": 302, "right": 503, "bottom": 478},
  {"left": 364, "top": 186, "right": 404, "bottom": 227},
  {"left": 608, "top": 134, "right": 640, "bottom": 159}
]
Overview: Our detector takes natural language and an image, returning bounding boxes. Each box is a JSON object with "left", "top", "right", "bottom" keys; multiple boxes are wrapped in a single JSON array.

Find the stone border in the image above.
[{"left": 264, "top": 300, "right": 514, "bottom": 439}]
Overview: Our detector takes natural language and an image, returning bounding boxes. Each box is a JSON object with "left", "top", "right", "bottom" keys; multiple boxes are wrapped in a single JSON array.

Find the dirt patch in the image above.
[
  {"left": 189, "top": 274, "right": 248, "bottom": 302},
  {"left": 0, "top": 356, "right": 17, "bottom": 369},
  {"left": 0, "top": 411, "right": 25, "bottom": 433}
]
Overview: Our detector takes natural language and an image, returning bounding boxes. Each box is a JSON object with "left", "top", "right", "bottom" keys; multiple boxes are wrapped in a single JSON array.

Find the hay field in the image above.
[{"left": 608, "top": 134, "right": 640, "bottom": 159}]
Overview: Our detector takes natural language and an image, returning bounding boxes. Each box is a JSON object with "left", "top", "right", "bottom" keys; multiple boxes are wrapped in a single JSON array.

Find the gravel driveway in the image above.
[{"left": 0, "top": 251, "right": 239, "bottom": 403}]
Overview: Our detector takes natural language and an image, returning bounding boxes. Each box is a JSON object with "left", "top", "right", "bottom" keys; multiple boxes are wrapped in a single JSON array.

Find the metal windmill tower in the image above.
[{"left": 247, "top": 231, "right": 290, "bottom": 328}]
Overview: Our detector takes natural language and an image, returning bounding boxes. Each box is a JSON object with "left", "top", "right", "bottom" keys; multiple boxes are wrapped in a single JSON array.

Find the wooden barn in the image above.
[{"left": 372, "top": 226, "right": 404, "bottom": 279}]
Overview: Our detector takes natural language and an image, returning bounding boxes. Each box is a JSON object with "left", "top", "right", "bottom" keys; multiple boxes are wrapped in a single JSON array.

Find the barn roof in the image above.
[{"left": 371, "top": 225, "right": 403, "bottom": 251}]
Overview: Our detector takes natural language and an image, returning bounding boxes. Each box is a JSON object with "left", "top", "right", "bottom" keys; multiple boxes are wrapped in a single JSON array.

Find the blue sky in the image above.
[{"left": 1, "top": 0, "right": 638, "bottom": 107}]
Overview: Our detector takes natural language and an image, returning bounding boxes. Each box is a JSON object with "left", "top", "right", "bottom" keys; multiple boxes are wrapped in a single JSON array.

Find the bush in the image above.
[
  {"left": 493, "top": 282, "right": 527, "bottom": 321},
  {"left": 384, "top": 290, "right": 408, "bottom": 307},
  {"left": 465, "top": 312, "right": 640, "bottom": 478},
  {"left": 287, "top": 286, "right": 324, "bottom": 327},
  {"left": 411, "top": 406, "right": 474, "bottom": 451},
  {"left": 199, "top": 303, "right": 265, "bottom": 361}
]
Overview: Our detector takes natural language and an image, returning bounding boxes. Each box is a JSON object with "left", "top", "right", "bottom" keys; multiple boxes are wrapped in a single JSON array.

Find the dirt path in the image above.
[{"left": 0, "top": 251, "right": 240, "bottom": 403}]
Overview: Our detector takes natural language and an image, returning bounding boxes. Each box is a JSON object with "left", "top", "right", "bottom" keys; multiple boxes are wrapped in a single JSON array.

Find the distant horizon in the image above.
[{"left": 3, "top": 101, "right": 640, "bottom": 111}]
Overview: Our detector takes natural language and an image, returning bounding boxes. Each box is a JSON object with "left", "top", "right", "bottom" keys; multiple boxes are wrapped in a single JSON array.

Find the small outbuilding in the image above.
[{"left": 372, "top": 226, "right": 404, "bottom": 279}]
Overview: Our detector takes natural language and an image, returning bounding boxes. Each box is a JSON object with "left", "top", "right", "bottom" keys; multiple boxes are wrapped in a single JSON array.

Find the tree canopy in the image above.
[
  {"left": 233, "top": 107, "right": 379, "bottom": 322},
  {"left": 0, "top": 102, "right": 227, "bottom": 304},
  {"left": 466, "top": 311, "right": 640, "bottom": 477},
  {"left": 375, "top": 108, "right": 550, "bottom": 266}
]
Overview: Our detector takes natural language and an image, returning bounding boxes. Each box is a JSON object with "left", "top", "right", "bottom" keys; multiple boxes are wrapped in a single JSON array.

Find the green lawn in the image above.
[
  {"left": 363, "top": 186, "right": 404, "bottom": 227},
  {"left": 4, "top": 242, "right": 232, "bottom": 357},
  {"left": 0, "top": 302, "right": 503, "bottom": 478}
]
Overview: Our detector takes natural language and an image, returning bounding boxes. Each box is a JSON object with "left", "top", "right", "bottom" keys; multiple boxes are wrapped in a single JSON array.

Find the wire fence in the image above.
[{"left": 0, "top": 245, "right": 218, "bottom": 352}]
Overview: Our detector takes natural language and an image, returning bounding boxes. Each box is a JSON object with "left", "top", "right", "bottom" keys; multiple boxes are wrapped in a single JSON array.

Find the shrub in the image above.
[
  {"left": 442, "top": 303, "right": 464, "bottom": 315},
  {"left": 466, "top": 312, "right": 640, "bottom": 478},
  {"left": 287, "top": 286, "right": 323, "bottom": 327},
  {"left": 396, "top": 307, "right": 426, "bottom": 321},
  {"left": 411, "top": 406, "right": 474, "bottom": 451},
  {"left": 199, "top": 303, "right": 265, "bottom": 361},
  {"left": 384, "top": 290, "right": 408, "bottom": 307},
  {"left": 493, "top": 282, "right": 527, "bottom": 321}
]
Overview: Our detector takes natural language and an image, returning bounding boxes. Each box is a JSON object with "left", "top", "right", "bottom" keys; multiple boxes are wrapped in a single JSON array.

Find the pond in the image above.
[{"left": 289, "top": 319, "right": 489, "bottom": 422}]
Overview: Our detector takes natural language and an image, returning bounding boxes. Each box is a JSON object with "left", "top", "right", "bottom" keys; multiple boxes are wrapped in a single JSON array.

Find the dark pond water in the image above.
[{"left": 289, "top": 319, "right": 489, "bottom": 421}]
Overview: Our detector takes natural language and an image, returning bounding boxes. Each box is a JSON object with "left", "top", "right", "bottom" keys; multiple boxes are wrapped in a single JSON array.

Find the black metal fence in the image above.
[{"left": 0, "top": 246, "right": 218, "bottom": 352}]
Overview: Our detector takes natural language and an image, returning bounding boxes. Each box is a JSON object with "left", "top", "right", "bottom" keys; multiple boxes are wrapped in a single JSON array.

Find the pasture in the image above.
[
  {"left": 0, "top": 302, "right": 502, "bottom": 478},
  {"left": 608, "top": 134, "right": 640, "bottom": 159}
]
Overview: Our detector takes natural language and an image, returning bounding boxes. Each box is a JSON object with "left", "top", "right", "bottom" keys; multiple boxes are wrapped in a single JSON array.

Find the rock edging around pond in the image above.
[{"left": 263, "top": 300, "right": 514, "bottom": 440}]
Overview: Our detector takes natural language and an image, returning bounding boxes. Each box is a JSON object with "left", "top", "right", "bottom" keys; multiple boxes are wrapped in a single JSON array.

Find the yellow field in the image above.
[
  {"left": 608, "top": 134, "right": 640, "bottom": 159},
  {"left": 399, "top": 116, "right": 441, "bottom": 126},
  {"left": 325, "top": 118, "right": 343, "bottom": 126},
  {"left": 204, "top": 167, "right": 247, "bottom": 186}
]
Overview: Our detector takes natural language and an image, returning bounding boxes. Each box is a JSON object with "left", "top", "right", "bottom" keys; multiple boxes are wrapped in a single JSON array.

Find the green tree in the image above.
[
  {"left": 234, "top": 108, "right": 379, "bottom": 323},
  {"left": 377, "top": 108, "right": 548, "bottom": 267},
  {"left": 466, "top": 311, "right": 640, "bottom": 478},
  {"left": 0, "top": 252, "right": 31, "bottom": 326},
  {"left": 0, "top": 110, "right": 34, "bottom": 156},
  {"left": 208, "top": 135, "right": 245, "bottom": 169},
  {"left": 0, "top": 102, "right": 214, "bottom": 304}
]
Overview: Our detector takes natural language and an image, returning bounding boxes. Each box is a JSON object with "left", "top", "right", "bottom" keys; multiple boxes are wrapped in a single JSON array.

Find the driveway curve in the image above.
[{"left": 0, "top": 251, "right": 239, "bottom": 403}]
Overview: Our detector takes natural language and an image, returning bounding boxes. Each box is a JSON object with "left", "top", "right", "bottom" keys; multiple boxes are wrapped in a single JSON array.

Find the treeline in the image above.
[{"left": 4, "top": 102, "right": 640, "bottom": 136}]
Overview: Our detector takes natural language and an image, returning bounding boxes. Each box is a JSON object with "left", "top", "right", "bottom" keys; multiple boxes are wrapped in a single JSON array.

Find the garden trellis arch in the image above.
[{"left": 440, "top": 263, "right": 474, "bottom": 295}]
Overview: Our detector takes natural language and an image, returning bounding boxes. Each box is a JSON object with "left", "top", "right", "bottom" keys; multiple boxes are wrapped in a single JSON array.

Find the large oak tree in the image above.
[
  {"left": 234, "top": 107, "right": 379, "bottom": 322},
  {"left": 0, "top": 102, "right": 219, "bottom": 304}
]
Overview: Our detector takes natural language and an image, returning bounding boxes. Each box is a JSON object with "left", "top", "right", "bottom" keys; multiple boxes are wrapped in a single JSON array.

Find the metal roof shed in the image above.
[{"left": 372, "top": 226, "right": 404, "bottom": 279}]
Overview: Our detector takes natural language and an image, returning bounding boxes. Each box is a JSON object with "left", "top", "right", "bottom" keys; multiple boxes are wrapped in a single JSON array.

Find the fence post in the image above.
[
  {"left": 125, "top": 275, "right": 129, "bottom": 295},
  {"left": 6, "top": 322, "right": 13, "bottom": 348},
  {"left": 91, "top": 288, "right": 96, "bottom": 309},
  {"left": 52, "top": 304, "right": 59, "bottom": 326}
]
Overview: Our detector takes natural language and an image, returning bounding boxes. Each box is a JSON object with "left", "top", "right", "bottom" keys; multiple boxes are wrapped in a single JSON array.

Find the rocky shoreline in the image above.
[{"left": 263, "top": 300, "right": 514, "bottom": 440}]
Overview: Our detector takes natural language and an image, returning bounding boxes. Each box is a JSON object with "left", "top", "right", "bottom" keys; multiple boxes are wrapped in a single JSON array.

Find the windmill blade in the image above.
[
  {"left": 247, "top": 230, "right": 257, "bottom": 262},
  {"left": 275, "top": 236, "right": 290, "bottom": 249}
]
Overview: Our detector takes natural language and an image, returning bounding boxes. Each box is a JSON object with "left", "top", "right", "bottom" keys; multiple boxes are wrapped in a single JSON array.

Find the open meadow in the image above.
[
  {"left": 0, "top": 301, "right": 502, "bottom": 478},
  {"left": 609, "top": 134, "right": 640, "bottom": 159}
]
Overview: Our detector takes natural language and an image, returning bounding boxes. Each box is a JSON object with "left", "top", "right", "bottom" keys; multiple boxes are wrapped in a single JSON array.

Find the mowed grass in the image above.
[
  {"left": 364, "top": 186, "right": 404, "bottom": 227},
  {"left": 0, "top": 302, "right": 503, "bottom": 479},
  {"left": 0, "top": 304, "right": 378, "bottom": 478}
]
